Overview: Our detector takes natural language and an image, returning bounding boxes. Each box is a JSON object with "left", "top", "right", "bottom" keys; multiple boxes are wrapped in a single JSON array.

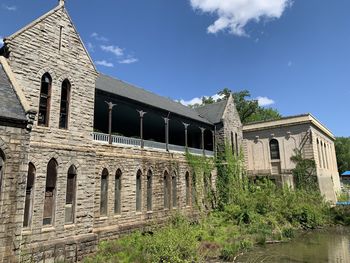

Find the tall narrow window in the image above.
[
  {"left": 100, "top": 168, "right": 108, "bottom": 216},
  {"left": 43, "top": 159, "right": 58, "bottom": 226},
  {"left": 164, "top": 171, "right": 170, "bottom": 209},
  {"left": 136, "top": 170, "right": 142, "bottom": 212},
  {"left": 172, "top": 173, "right": 177, "bottom": 208},
  {"left": 324, "top": 143, "right": 329, "bottom": 169},
  {"left": 185, "top": 172, "right": 190, "bottom": 206},
  {"left": 191, "top": 173, "right": 196, "bottom": 206},
  {"left": 65, "top": 165, "right": 77, "bottom": 224},
  {"left": 0, "top": 150, "right": 4, "bottom": 200},
  {"left": 321, "top": 142, "right": 326, "bottom": 168},
  {"left": 231, "top": 132, "right": 235, "bottom": 155},
  {"left": 147, "top": 170, "right": 152, "bottom": 211},
  {"left": 24, "top": 163, "right": 35, "bottom": 227},
  {"left": 203, "top": 172, "right": 209, "bottom": 200},
  {"left": 269, "top": 139, "right": 280, "bottom": 160},
  {"left": 115, "top": 169, "right": 122, "bottom": 214},
  {"left": 317, "top": 139, "right": 322, "bottom": 168},
  {"left": 38, "top": 73, "right": 52, "bottom": 126},
  {"left": 59, "top": 79, "right": 70, "bottom": 129},
  {"left": 235, "top": 133, "right": 239, "bottom": 155}
]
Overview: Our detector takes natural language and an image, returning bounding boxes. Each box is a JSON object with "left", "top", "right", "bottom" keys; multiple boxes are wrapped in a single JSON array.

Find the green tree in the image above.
[{"left": 335, "top": 137, "right": 350, "bottom": 174}]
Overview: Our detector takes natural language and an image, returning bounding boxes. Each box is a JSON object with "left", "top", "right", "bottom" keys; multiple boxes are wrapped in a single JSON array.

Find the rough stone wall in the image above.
[
  {"left": 0, "top": 124, "right": 30, "bottom": 263},
  {"left": 216, "top": 95, "right": 243, "bottom": 154}
]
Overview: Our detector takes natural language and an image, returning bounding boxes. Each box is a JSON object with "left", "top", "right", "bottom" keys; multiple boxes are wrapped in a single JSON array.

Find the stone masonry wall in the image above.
[{"left": 0, "top": 124, "right": 30, "bottom": 263}]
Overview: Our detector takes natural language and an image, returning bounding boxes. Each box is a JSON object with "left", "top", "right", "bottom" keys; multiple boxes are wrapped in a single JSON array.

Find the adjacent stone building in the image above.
[{"left": 0, "top": 1, "right": 340, "bottom": 262}]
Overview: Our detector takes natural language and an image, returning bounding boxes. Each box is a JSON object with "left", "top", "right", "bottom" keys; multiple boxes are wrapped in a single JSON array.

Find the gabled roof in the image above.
[
  {"left": 194, "top": 99, "right": 228, "bottom": 124},
  {"left": 96, "top": 74, "right": 212, "bottom": 125},
  {"left": 0, "top": 64, "right": 26, "bottom": 122}
]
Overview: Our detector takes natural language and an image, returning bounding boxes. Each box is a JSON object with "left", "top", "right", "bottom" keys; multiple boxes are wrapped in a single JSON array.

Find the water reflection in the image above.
[{"left": 237, "top": 227, "right": 350, "bottom": 263}]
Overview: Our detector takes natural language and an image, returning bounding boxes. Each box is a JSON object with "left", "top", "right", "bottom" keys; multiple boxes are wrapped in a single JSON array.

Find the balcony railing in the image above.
[{"left": 93, "top": 132, "right": 214, "bottom": 157}]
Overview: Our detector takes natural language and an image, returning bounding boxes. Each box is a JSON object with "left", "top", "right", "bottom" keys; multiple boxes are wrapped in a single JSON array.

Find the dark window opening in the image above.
[
  {"left": 147, "top": 170, "right": 152, "bottom": 211},
  {"left": 24, "top": 163, "right": 35, "bottom": 227},
  {"left": 192, "top": 173, "right": 196, "bottom": 206},
  {"left": 164, "top": 171, "right": 170, "bottom": 209},
  {"left": 235, "top": 133, "right": 239, "bottom": 155},
  {"left": 136, "top": 170, "right": 142, "bottom": 212},
  {"left": 59, "top": 79, "right": 71, "bottom": 129},
  {"left": 231, "top": 131, "right": 235, "bottom": 155},
  {"left": 185, "top": 172, "right": 190, "bottom": 206},
  {"left": 115, "top": 169, "right": 122, "bottom": 214},
  {"left": 0, "top": 150, "right": 4, "bottom": 201},
  {"left": 100, "top": 168, "right": 108, "bottom": 216},
  {"left": 269, "top": 139, "right": 280, "bottom": 160},
  {"left": 38, "top": 73, "right": 52, "bottom": 126},
  {"left": 65, "top": 165, "right": 77, "bottom": 223},
  {"left": 43, "top": 159, "right": 58, "bottom": 226},
  {"left": 172, "top": 173, "right": 177, "bottom": 208}
]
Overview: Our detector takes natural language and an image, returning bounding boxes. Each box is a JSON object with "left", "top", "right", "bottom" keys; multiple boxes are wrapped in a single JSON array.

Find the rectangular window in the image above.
[
  {"left": 115, "top": 171, "right": 122, "bottom": 214},
  {"left": 24, "top": 164, "right": 35, "bottom": 227},
  {"left": 65, "top": 166, "right": 76, "bottom": 224}
]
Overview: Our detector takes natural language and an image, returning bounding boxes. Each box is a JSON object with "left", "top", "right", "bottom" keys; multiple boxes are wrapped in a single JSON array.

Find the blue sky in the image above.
[{"left": 1, "top": 0, "right": 349, "bottom": 136}]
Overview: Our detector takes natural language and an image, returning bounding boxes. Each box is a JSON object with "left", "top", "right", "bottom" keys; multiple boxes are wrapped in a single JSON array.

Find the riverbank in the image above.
[{"left": 84, "top": 180, "right": 345, "bottom": 263}]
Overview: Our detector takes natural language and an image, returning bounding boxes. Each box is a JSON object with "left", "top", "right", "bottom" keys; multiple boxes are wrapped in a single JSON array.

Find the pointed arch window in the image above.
[
  {"left": 185, "top": 172, "right": 190, "bottom": 206},
  {"left": 191, "top": 173, "right": 197, "bottom": 206},
  {"left": 59, "top": 79, "right": 71, "bottom": 129},
  {"left": 43, "top": 159, "right": 58, "bottom": 225},
  {"left": 24, "top": 163, "right": 35, "bottom": 227},
  {"left": 65, "top": 165, "right": 77, "bottom": 223},
  {"left": 0, "top": 150, "right": 5, "bottom": 204},
  {"left": 115, "top": 169, "right": 122, "bottom": 214},
  {"left": 136, "top": 170, "right": 142, "bottom": 212},
  {"left": 269, "top": 139, "right": 280, "bottom": 160},
  {"left": 172, "top": 172, "right": 177, "bottom": 208},
  {"left": 164, "top": 171, "right": 170, "bottom": 209},
  {"left": 100, "top": 168, "right": 108, "bottom": 216},
  {"left": 38, "top": 73, "right": 52, "bottom": 126},
  {"left": 146, "top": 170, "right": 152, "bottom": 212}
]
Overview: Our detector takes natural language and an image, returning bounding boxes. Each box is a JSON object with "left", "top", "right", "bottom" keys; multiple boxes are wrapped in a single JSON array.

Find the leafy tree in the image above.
[
  {"left": 202, "top": 96, "right": 215, "bottom": 105},
  {"left": 335, "top": 137, "right": 350, "bottom": 174}
]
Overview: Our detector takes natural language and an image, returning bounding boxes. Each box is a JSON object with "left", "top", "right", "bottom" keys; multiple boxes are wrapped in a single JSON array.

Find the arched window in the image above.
[
  {"left": 43, "top": 159, "right": 58, "bottom": 225},
  {"left": 203, "top": 172, "right": 209, "bottom": 200},
  {"left": 38, "top": 73, "right": 52, "bottom": 126},
  {"left": 321, "top": 142, "right": 326, "bottom": 168},
  {"left": 191, "top": 173, "right": 197, "bottom": 206},
  {"left": 146, "top": 170, "right": 152, "bottom": 211},
  {"left": 164, "top": 171, "right": 170, "bottom": 209},
  {"left": 185, "top": 172, "right": 190, "bottom": 206},
  {"left": 24, "top": 163, "right": 35, "bottom": 227},
  {"left": 59, "top": 79, "right": 71, "bottom": 129},
  {"left": 65, "top": 165, "right": 77, "bottom": 223},
  {"left": 115, "top": 169, "right": 122, "bottom": 214},
  {"left": 100, "top": 168, "right": 108, "bottom": 216},
  {"left": 269, "top": 139, "right": 280, "bottom": 160},
  {"left": 235, "top": 133, "right": 239, "bottom": 155},
  {"left": 317, "top": 139, "right": 322, "bottom": 168},
  {"left": 172, "top": 172, "right": 177, "bottom": 208},
  {"left": 231, "top": 131, "right": 235, "bottom": 155},
  {"left": 136, "top": 170, "right": 142, "bottom": 212},
  {"left": 0, "top": 150, "right": 5, "bottom": 205},
  {"left": 324, "top": 143, "right": 329, "bottom": 169}
]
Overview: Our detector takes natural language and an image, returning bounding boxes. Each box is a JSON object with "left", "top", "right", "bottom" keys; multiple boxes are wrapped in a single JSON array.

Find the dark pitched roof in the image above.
[
  {"left": 0, "top": 64, "right": 26, "bottom": 122},
  {"left": 194, "top": 100, "right": 228, "bottom": 124},
  {"left": 96, "top": 73, "right": 212, "bottom": 124}
]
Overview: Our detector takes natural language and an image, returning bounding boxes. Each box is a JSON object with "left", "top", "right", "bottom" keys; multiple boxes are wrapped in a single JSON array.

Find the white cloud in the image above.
[
  {"left": 179, "top": 93, "right": 224, "bottom": 106},
  {"left": 101, "top": 45, "right": 124, "bottom": 57},
  {"left": 95, "top": 60, "right": 114, "bottom": 68},
  {"left": 190, "top": 0, "right": 292, "bottom": 36},
  {"left": 91, "top": 32, "right": 108, "bottom": 42},
  {"left": 87, "top": 42, "right": 94, "bottom": 52},
  {"left": 2, "top": 4, "right": 17, "bottom": 11},
  {"left": 256, "top": 96, "right": 275, "bottom": 106},
  {"left": 119, "top": 57, "right": 138, "bottom": 64}
]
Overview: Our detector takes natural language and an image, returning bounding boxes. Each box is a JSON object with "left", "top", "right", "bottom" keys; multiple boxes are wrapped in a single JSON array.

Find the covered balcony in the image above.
[{"left": 93, "top": 75, "right": 215, "bottom": 157}]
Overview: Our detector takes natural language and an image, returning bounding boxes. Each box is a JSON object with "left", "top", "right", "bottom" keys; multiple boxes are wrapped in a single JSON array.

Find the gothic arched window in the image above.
[
  {"left": 146, "top": 170, "right": 152, "bottom": 211},
  {"left": 0, "top": 150, "right": 5, "bottom": 206},
  {"left": 24, "top": 163, "right": 35, "bottom": 227},
  {"left": 269, "top": 139, "right": 280, "bottom": 160},
  {"left": 59, "top": 79, "right": 71, "bottom": 129},
  {"left": 65, "top": 165, "right": 77, "bottom": 223},
  {"left": 136, "top": 170, "right": 142, "bottom": 212},
  {"left": 172, "top": 172, "right": 177, "bottom": 208},
  {"left": 185, "top": 172, "right": 190, "bottom": 206},
  {"left": 43, "top": 159, "right": 58, "bottom": 225},
  {"left": 100, "top": 168, "right": 108, "bottom": 216},
  {"left": 115, "top": 169, "right": 122, "bottom": 214},
  {"left": 38, "top": 73, "right": 52, "bottom": 126},
  {"left": 164, "top": 171, "right": 170, "bottom": 209}
]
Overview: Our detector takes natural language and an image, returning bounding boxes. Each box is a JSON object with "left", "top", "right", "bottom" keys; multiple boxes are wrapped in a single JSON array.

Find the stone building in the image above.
[
  {"left": 0, "top": 1, "right": 340, "bottom": 262},
  {"left": 243, "top": 114, "right": 341, "bottom": 202}
]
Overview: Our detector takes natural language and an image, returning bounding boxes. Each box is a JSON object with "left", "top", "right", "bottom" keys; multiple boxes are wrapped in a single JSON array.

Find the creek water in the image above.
[{"left": 236, "top": 227, "right": 350, "bottom": 263}]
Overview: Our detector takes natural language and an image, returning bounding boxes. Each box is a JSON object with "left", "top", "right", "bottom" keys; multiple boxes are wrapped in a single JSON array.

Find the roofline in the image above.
[
  {"left": 243, "top": 113, "right": 335, "bottom": 140},
  {"left": 5, "top": 3, "right": 97, "bottom": 73},
  {"left": 96, "top": 87, "right": 213, "bottom": 126},
  {"left": 0, "top": 56, "right": 36, "bottom": 114}
]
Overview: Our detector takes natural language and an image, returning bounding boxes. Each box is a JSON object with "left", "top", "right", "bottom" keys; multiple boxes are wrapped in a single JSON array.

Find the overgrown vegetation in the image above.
[
  {"left": 85, "top": 146, "right": 344, "bottom": 263},
  {"left": 335, "top": 136, "right": 350, "bottom": 174}
]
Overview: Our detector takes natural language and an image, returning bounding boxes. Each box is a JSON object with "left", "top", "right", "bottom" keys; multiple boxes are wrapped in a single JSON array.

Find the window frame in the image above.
[
  {"left": 38, "top": 73, "right": 52, "bottom": 127},
  {"left": 59, "top": 79, "right": 71, "bottom": 129}
]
